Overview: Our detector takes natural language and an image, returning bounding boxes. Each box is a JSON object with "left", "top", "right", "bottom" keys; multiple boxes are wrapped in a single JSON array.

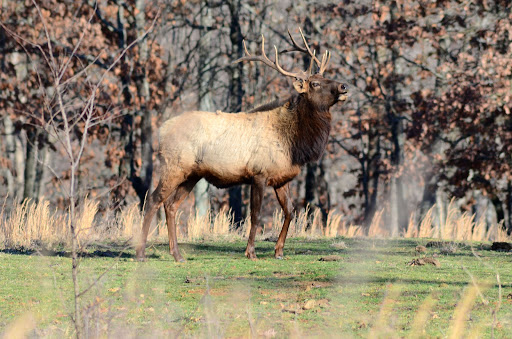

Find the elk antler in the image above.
[
  {"left": 282, "top": 28, "right": 331, "bottom": 76},
  {"left": 233, "top": 34, "right": 310, "bottom": 80}
]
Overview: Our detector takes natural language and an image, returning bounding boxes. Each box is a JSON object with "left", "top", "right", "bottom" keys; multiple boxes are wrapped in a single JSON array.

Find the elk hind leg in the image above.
[
  {"left": 164, "top": 178, "right": 198, "bottom": 262},
  {"left": 136, "top": 176, "right": 182, "bottom": 261},
  {"left": 245, "top": 176, "right": 266, "bottom": 259},
  {"left": 274, "top": 183, "right": 293, "bottom": 259}
]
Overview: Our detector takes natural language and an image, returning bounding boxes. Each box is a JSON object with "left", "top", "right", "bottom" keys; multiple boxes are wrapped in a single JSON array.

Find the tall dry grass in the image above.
[
  {"left": 404, "top": 199, "right": 510, "bottom": 242},
  {"left": 0, "top": 197, "right": 510, "bottom": 250},
  {"left": 0, "top": 199, "right": 67, "bottom": 248}
]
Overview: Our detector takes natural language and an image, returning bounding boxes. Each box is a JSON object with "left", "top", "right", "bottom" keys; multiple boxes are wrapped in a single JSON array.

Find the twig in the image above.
[
  {"left": 76, "top": 239, "right": 133, "bottom": 299},
  {"left": 461, "top": 264, "right": 489, "bottom": 305}
]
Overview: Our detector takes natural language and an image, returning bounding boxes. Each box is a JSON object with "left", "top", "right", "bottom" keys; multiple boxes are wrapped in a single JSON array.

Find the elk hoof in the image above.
[
  {"left": 135, "top": 249, "right": 146, "bottom": 262},
  {"left": 171, "top": 251, "right": 185, "bottom": 263},
  {"left": 245, "top": 249, "right": 257, "bottom": 260}
]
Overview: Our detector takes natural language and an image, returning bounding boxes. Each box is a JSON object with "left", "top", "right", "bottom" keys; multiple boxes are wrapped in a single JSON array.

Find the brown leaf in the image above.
[{"left": 302, "top": 299, "right": 316, "bottom": 310}]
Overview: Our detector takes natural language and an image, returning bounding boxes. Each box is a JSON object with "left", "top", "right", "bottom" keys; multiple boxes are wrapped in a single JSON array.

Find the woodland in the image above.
[{"left": 1, "top": 0, "right": 512, "bottom": 235}]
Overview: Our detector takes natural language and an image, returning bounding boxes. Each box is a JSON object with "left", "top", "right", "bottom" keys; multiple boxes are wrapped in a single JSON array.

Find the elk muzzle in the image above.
[{"left": 338, "top": 83, "right": 348, "bottom": 102}]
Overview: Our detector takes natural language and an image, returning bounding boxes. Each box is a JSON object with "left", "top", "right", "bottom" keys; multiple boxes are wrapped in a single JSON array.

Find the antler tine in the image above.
[
  {"left": 273, "top": 46, "right": 305, "bottom": 79},
  {"left": 242, "top": 39, "right": 251, "bottom": 56},
  {"left": 318, "top": 50, "right": 331, "bottom": 75},
  {"left": 306, "top": 50, "right": 316, "bottom": 76},
  {"left": 233, "top": 36, "right": 278, "bottom": 72},
  {"left": 233, "top": 34, "right": 306, "bottom": 80},
  {"left": 298, "top": 27, "right": 322, "bottom": 68},
  {"left": 260, "top": 35, "right": 268, "bottom": 60},
  {"left": 282, "top": 29, "right": 307, "bottom": 53}
]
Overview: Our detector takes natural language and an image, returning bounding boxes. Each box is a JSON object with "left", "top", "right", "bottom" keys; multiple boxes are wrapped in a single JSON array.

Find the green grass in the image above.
[{"left": 1, "top": 238, "right": 511, "bottom": 337}]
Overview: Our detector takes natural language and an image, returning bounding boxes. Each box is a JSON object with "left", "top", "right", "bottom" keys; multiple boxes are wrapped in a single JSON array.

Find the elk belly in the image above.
[{"left": 196, "top": 139, "right": 289, "bottom": 188}]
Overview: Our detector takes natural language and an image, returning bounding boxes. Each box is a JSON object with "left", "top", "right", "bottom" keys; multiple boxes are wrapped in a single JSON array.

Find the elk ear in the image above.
[{"left": 293, "top": 78, "right": 308, "bottom": 93}]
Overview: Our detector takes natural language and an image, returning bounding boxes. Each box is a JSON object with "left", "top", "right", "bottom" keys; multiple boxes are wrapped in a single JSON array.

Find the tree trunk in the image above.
[
  {"left": 389, "top": 114, "right": 407, "bottom": 233},
  {"left": 114, "top": 0, "right": 134, "bottom": 209},
  {"left": 301, "top": 20, "right": 329, "bottom": 223},
  {"left": 23, "top": 127, "right": 39, "bottom": 201},
  {"left": 435, "top": 189, "right": 446, "bottom": 238},
  {"left": 193, "top": 1, "right": 214, "bottom": 217},
  {"left": 227, "top": 0, "right": 244, "bottom": 225},
  {"left": 507, "top": 181, "right": 512, "bottom": 234},
  {"left": 489, "top": 193, "right": 504, "bottom": 230},
  {"left": 305, "top": 163, "right": 318, "bottom": 209},
  {"left": 2, "top": 115, "right": 17, "bottom": 198},
  {"left": 387, "top": 2, "right": 407, "bottom": 234},
  {"left": 302, "top": 24, "right": 316, "bottom": 209},
  {"left": 419, "top": 168, "right": 437, "bottom": 216},
  {"left": 135, "top": 0, "right": 153, "bottom": 204},
  {"left": 14, "top": 135, "right": 24, "bottom": 198},
  {"left": 33, "top": 142, "right": 48, "bottom": 200},
  {"left": 389, "top": 177, "right": 399, "bottom": 236},
  {"left": 113, "top": 0, "right": 153, "bottom": 208},
  {"left": 363, "top": 133, "right": 380, "bottom": 227}
]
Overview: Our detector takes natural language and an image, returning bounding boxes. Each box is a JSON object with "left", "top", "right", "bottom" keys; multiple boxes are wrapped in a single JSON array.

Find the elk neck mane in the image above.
[
  {"left": 248, "top": 97, "right": 291, "bottom": 113},
  {"left": 251, "top": 94, "right": 331, "bottom": 166},
  {"left": 287, "top": 94, "right": 331, "bottom": 165}
]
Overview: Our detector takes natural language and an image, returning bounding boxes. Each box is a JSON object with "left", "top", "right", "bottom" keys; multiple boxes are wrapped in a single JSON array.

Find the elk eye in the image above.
[{"left": 311, "top": 82, "right": 320, "bottom": 88}]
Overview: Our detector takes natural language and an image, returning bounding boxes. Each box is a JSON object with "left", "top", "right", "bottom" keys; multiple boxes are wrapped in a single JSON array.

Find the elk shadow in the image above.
[{"left": 183, "top": 242, "right": 344, "bottom": 258}]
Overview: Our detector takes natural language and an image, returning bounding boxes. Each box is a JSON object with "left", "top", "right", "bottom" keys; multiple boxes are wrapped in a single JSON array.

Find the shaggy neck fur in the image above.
[
  {"left": 256, "top": 94, "right": 331, "bottom": 166},
  {"left": 286, "top": 94, "right": 331, "bottom": 165}
]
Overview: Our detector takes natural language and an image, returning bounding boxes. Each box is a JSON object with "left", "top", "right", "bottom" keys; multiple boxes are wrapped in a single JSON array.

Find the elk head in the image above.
[{"left": 234, "top": 28, "right": 348, "bottom": 110}]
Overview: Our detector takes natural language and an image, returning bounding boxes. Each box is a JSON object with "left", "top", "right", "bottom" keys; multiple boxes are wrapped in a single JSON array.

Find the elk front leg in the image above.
[
  {"left": 274, "top": 183, "right": 293, "bottom": 259},
  {"left": 163, "top": 179, "right": 197, "bottom": 262},
  {"left": 245, "top": 176, "right": 265, "bottom": 259}
]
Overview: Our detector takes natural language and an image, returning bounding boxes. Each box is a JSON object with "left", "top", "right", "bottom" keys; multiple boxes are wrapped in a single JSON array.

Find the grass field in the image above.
[{"left": 1, "top": 237, "right": 511, "bottom": 338}]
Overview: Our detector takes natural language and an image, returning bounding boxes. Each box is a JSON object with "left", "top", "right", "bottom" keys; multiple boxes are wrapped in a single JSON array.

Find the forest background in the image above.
[{"left": 1, "top": 0, "right": 511, "bottom": 237}]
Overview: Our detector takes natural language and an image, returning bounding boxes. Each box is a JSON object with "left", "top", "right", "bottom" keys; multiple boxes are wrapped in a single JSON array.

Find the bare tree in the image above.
[
  {"left": 192, "top": 1, "right": 216, "bottom": 217},
  {"left": 1, "top": 1, "right": 157, "bottom": 336}
]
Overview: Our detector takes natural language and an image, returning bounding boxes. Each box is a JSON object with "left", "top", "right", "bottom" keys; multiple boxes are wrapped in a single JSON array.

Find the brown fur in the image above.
[
  {"left": 249, "top": 97, "right": 290, "bottom": 113},
  {"left": 136, "top": 74, "right": 348, "bottom": 262},
  {"left": 157, "top": 106, "right": 301, "bottom": 189}
]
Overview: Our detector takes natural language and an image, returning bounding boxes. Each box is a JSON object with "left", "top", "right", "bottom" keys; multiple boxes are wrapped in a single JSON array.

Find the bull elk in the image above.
[{"left": 136, "top": 29, "right": 348, "bottom": 262}]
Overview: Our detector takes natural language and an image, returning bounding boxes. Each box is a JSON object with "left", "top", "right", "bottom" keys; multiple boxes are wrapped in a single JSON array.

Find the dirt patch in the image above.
[
  {"left": 302, "top": 298, "right": 330, "bottom": 310},
  {"left": 319, "top": 255, "right": 342, "bottom": 262},
  {"left": 415, "top": 245, "right": 427, "bottom": 253},
  {"left": 407, "top": 257, "right": 441, "bottom": 267},
  {"left": 272, "top": 271, "right": 302, "bottom": 278},
  {"left": 263, "top": 235, "right": 278, "bottom": 242},
  {"left": 271, "top": 293, "right": 292, "bottom": 302},
  {"left": 301, "top": 281, "right": 333, "bottom": 291},
  {"left": 186, "top": 288, "right": 228, "bottom": 296},
  {"left": 426, "top": 241, "right": 455, "bottom": 248}
]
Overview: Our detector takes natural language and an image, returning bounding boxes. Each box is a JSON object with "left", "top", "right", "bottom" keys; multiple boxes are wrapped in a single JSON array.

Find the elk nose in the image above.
[{"left": 338, "top": 83, "right": 348, "bottom": 94}]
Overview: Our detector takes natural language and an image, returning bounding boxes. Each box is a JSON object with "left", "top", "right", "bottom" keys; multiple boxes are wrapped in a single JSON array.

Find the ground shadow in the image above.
[
  {"left": 0, "top": 247, "right": 160, "bottom": 259},
  {"left": 182, "top": 242, "right": 345, "bottom": 257}
]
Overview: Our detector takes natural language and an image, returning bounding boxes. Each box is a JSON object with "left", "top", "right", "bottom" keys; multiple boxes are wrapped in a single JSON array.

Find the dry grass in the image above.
[
  {"left": 0, "top": 199, "right": 67, "bottom": 248},
  {"left": 184, "top": 208, "right": 249, "bottom": 240},
  {"left": 404, "top": 199, "right": 510, "bottom": 242},
  {"left": 76, "top": 198, "right": 100, "bottom": 247},
  {"left": 116, "top": 203, "right": 143, "bottom": 239},
  {"left": 1, "top": 197, "right": 510, "bottom": 251}
]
